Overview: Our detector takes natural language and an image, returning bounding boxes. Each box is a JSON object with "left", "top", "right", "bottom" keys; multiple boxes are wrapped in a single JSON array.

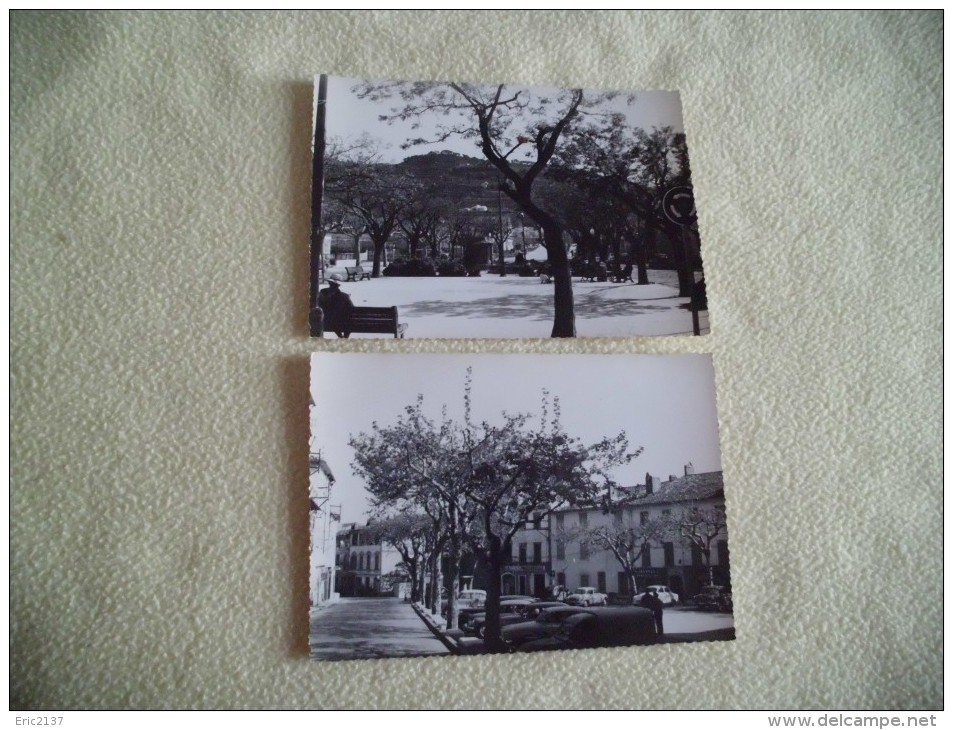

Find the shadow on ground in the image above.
[{"left": 400, "top": 289, "right": 680, "bottom": 322}]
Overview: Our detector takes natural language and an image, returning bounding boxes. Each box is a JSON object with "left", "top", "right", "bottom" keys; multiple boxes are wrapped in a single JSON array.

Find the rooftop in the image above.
[{"left": 631, "top": 470, "right": 724, "bottom": 506}]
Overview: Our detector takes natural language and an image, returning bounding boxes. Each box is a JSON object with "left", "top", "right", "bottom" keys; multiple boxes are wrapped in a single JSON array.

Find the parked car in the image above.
[
  {"left": 442, "top": 589, "right": 486, "bottom": 615},
  {"left": 501, "top": 605, "right": 595, "bottom": 648},
  {"left": 564, "top": 587, "right": 608, "bottom": 607},
  {"left": 517, "top": 607, "right": 658, "bottom": 652},
  {"left": 632, "top": 585, "right": 679, "bottom": 606},
  {"left": 461, "top": 598, "right": 538, "bottom": 636},
  {"left": 469, "top": 601, "right": 567, "bottom": 638},
  {"left": 692, "top": 585, "right": 733, "bottom": 612}
]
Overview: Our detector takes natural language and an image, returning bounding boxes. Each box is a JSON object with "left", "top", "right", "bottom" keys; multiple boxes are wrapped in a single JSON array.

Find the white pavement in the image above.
[
  {"left": 309, "top": 597, "right": 450, "bottom": 661},
  {"left": 322, "top": 267, "right": 709, "bottom": 338},
  {"left": 661, "top": 608, "right": 735, "bottom": 635}
]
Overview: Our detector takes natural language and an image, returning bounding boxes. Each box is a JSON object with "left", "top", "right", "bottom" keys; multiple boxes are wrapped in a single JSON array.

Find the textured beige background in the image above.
[{"left": 10, "top": 11, "right": 941, "bottom": 709}]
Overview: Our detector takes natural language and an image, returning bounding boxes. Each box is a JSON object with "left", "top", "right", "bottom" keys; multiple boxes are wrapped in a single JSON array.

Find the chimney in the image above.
[
  {"left": 684, "top": 462, "right": 695, "bottom": 476},
  {"left": 669, "top": 474, "right": 678, "bottom": 482},
  {"left": 644, "top": 472, "right": 654, "bottom": 495}
]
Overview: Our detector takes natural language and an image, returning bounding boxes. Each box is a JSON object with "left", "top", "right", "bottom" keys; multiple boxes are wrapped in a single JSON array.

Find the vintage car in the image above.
[
  {"left": 459, "top": 598, "right": 538, "bottom": 636},
  {"left": 517, "top": 607, "right": 658, "bottom": 652},
  {"left": 632, "top": 585, "right": 680, "bottom": 606},
  {"left": 563, "top": 587, "right": 608, "bottom": 607},
  {"left": 692, "top": 585, "right": 733, "bottom": 612},
  {"left": 468, "top": 601, "right": 567, "bottom": 638},
  {"left": 501, "top": 605, "right": 595, "bottom": 648}
]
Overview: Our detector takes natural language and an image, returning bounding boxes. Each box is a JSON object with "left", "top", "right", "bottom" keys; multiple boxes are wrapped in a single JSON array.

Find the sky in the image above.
[
  {"left": 310, "top": 352, "right": 723, "bottom": 526},
  {"left": 317, "top": 74, "right": 686, "bottom": 164}
]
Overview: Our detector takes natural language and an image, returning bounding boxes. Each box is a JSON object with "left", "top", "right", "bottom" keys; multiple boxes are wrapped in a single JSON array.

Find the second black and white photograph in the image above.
[{"left": 309, "top": 352, "right": 733, "bottom": 661}]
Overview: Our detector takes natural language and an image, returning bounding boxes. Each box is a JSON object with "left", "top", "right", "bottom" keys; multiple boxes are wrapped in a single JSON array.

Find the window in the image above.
[
  {"left": 358, "top": 553, "right": 365, "bottom": 571},
  {"left": 597, "top": 572, "right": 607, "bottom": 593},
  {"left": 533, "top": 543, "right": 542, "bottom": 563},
  {"left": 579, "top": 573, "right": 590, "bottom": 587},
  {"left": 618, "top": 571, "right": 629, "bottom": 594},
  {"left": 641, "top": 543, "right": 652, "bottom": 567},
  {"left": 555, "top": 513, "right": 564, "bottom": 530},
  {"left": 374, "top": 552, "right": 380, "bottom": 571},
  {"left": 662, "top": 509, "right": 671, "bottom": 519},
  {"left": 518, "top": 543, "right": 527, "bottom": 564},
  {"left": 578, "top": 512, "right": 588, "bottom": 528},
  {"left": 556, "top": 572, "right": 566, "bottom": 587},
  {"left": 349, "top": 554, "right": 357, "bottom": 570},
  {"left": 691, "top": 543, "right": 703, "bottom": 567},
  {"left": 556, "top": 540, "right": 565, "bottom": 561},
  {"left": 579, "top": 540, "right": 589, "bottom": 560},
  {"left": 532, "top": 513, "right": 542, "bottom": 530},
  {"left": 640, "top": 511, "right": 649, "bottom": 525},
  {"left": 663, "top": 542, "right": 675, "bottom": 567},
  {"left": 613, "top": 511, "right": 623, "bottom": 527}
]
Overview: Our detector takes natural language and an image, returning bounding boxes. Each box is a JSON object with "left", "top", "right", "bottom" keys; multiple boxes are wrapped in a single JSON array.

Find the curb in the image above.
[{"left": 410, "top": 602, "right": 460, "bottom": 655}]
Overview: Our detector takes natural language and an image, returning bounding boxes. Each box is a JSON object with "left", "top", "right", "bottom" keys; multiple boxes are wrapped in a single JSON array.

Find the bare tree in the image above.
[
  {"left": 571, "top": 513, "right": 665, "bottom": 595},
  {"left": 324, "top": 141, "right": 419, "bottom": 277},
  {"left": 666, "top": 503, "right": 728, "bottom": 586}
]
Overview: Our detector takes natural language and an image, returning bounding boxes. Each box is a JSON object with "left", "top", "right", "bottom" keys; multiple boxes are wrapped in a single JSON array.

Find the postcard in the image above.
[
  {"left": 309, "top": 352, "right": 732, "bottom": 660},
  {"left": 310, "top": 75, "right": 709, "bottom": 339}
]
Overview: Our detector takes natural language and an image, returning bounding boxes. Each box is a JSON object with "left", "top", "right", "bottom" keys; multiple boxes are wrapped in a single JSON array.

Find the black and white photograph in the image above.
[
  {"left": 309, "top": 352, "right": 733, "bottom": 661},
  {"left": 310, "top": 74, "right": 709, "bottom": 339}
]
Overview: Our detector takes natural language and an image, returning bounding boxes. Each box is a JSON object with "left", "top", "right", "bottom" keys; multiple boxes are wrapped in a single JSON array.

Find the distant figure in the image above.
[
  {"left": 316, "top": 280, "right": 354, "bottom": 338},
  {"left": 640, "top": 588, "right": 665, "bottom": 635}
]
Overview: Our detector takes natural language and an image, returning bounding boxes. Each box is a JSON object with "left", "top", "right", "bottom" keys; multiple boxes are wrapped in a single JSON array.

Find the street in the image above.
[{"left": 309, "top": 597, "right": 450, "bottom": 661}]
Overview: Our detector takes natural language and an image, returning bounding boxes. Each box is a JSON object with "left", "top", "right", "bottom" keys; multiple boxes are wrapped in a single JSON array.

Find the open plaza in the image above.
[{"left": 319, "top": 263, "right": 709, "bottom": 339}]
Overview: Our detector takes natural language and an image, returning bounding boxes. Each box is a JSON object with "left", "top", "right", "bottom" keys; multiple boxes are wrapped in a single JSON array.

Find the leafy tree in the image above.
[
  {"left": 365, "top": 509, "right": 431, "bottom": 603},
  {"left": 356, "top": 81, "right": 626, "bottom": 336},
  {"left": 569, "top": 512, "right": 664, "bottom": 595},
  {"left": 559, "top": 122, "right": 698, "bottom": 294},
  {"left": 349, "top": 371, "right": 636, "bottom": 651}
]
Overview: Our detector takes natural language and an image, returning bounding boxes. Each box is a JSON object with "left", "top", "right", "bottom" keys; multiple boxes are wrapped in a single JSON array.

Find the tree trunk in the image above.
[
  {"left": 372, "top": 240, "right": 384, "bottom": 278},
  {"left": 410, "top": 567, "right": 420, "bottom": 602},
  {"left": 545, "top": 224, "right": 576, "bottom": 338},
  {"left": 481, "top": 539, "right": 507, "bottom": 653},
  {"left": 427, "top": 551, "right": 439, "bottom": 614},
  {"left": 498, "top": 237, "right": 506, "bottom": 276},
  {"left": 635, "top": 227, "right": 650, "bottom": 285},
  {"left": 445, "top": 542, "right": 460, "bottom": 630}
]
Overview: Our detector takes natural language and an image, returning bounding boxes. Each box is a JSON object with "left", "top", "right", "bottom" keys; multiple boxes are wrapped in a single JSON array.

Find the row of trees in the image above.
[{"left": 315, "top": 79, "right": 701, "bottom": 337}]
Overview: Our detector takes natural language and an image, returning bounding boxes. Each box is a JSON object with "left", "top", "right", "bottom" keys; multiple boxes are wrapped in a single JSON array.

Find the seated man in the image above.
[{"left": 316, "top": 279, "right": 354, "bottom": 338}]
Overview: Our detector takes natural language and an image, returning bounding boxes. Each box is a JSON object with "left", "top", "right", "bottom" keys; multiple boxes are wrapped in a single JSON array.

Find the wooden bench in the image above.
[
  {"left": 350, "top": 306, "right": 407, "bottom": 338},
  {"left": 345, "top": 266, "right": 371, "bottom": 281},
  {"left": 312, "top": 305, "right": 406, "bottom": 339}
]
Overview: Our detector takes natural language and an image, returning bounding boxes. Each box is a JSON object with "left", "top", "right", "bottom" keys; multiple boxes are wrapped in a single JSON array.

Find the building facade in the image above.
[
  {"left": 309, "top": 454, "right": 340, "bottom": 607},
  {"left": 334, "top": 521, "right": 403, "bottom": 597},
  {"left": 507, "top": 465, "right": 730, "bottom": 602}
]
